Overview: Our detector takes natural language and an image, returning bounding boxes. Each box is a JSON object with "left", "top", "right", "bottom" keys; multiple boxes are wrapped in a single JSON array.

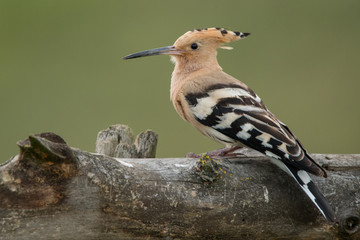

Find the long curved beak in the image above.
[{"left": 123, "top": 46, "right": 182, "bottom": 60}]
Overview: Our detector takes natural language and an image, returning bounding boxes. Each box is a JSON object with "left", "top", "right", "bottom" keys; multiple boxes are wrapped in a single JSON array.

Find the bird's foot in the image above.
[
  {"left": 186, "top": 146, "right": 243, "bottom": 158},
  {"left": 186, "top": 152, "right": 203, "bottom": 158}
]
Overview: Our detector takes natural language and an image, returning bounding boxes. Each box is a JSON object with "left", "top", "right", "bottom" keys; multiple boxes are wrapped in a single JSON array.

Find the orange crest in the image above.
[{"left": 174, "top": 28, "right": 249, "bottom": 46}]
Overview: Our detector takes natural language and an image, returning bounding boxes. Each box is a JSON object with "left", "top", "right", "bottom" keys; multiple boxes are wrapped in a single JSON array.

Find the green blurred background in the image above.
[{"left": 1, "top": 0, "right": 359, "bottom": 162}]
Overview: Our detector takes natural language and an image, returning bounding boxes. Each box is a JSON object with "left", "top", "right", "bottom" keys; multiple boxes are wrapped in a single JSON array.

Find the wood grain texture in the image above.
[
  {"left": 96, "top": 124, "right": 158, "bottom": 158},
  {"left": 0, "top": 131, "right": 359, "bottom": 239}
]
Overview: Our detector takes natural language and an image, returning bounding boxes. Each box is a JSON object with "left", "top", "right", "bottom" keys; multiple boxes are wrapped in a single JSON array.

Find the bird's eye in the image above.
[{"left": 190, "top": 43, "right": 198, "bottom": 50}]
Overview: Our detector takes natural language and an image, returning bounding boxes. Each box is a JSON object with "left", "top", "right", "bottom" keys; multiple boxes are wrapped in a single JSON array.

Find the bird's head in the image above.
[{"left": 123, "top": 28, "right": 250, "bottom": 65}]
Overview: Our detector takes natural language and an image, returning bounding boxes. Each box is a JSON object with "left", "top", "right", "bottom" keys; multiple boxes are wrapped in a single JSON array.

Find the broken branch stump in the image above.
[
  {"left": 0, "top": 126, "right": 359, "bottom": 239},
  {"left": 96, "top": 124, "right": 158, "bottom": 158}
]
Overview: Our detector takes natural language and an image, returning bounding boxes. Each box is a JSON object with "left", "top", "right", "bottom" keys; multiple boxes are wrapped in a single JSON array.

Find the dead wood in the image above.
[{"left": 0, "top": 125, "right": 359, "bottom": 239}]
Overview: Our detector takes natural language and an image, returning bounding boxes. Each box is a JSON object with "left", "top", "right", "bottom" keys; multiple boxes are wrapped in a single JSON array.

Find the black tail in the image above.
[{"left": 271, "top": 159, "right": 337, "bottom": 222}]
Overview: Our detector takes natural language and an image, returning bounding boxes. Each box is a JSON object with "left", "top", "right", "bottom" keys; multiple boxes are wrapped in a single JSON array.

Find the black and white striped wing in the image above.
[
  {"left": 185, "top": 83, "right": 325, "bottom": 177},
  {"left": 185, "top": 83, "right": 336, "bottom": 222}
]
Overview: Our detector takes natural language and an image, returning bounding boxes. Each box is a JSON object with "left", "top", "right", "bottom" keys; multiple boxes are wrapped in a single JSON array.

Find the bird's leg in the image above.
[
  {"left": 207, "top": 145, "right": 243, "bottom": 157},
  {"left": 187, "top": 146, "right": 243, "bottom": 158}
]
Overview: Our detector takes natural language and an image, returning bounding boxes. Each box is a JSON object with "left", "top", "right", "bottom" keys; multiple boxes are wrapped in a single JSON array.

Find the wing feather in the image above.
[{"left": 185, "top": 83, "right": 326, "bottom": 177}]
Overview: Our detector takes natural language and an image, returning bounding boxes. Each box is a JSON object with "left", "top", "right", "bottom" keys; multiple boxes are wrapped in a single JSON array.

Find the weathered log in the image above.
[{"left": 0, "top": 126, "right": 359, "bottom": 239}]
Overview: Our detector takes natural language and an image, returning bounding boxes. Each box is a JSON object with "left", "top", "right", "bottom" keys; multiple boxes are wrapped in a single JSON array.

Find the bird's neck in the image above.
[{"left": 170, "top": 56, "right": 222, "bottom": 101}]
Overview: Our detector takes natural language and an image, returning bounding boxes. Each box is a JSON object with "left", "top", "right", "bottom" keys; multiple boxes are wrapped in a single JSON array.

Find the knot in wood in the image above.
[
  {"left": 342, "top": 215, "right": 360, "bottom": 235},
  {"left": 195, "top": 155, "right": 223, "bottom": 182}
]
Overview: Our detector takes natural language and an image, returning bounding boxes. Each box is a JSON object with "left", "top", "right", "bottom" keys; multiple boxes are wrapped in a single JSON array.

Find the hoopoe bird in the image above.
[{"left": 123, "top": 27, "right": 336, "bottom": 222}]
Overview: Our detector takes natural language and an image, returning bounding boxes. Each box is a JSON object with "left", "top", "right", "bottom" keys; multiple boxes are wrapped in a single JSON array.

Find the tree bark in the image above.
[{"left": 0, "top": 126, "right": 359, "bottom": 240}]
